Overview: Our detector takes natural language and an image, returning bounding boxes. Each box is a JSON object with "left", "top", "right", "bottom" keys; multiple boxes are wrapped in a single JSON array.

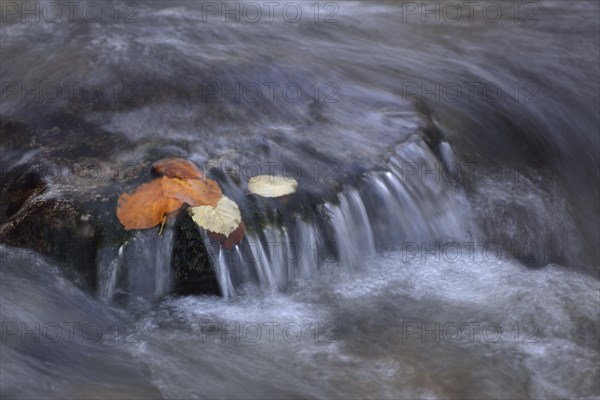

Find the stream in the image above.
[{"left": 1, "top": 1, "right": 599, "bottom": 398}]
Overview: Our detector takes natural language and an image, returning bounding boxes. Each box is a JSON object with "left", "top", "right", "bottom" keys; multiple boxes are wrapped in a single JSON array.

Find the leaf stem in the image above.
[{"left": 158, "top": 215, "right": 167, "bottom": 235}]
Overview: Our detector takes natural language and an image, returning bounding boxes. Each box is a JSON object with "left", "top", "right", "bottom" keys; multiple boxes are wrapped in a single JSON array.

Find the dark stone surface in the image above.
[
  {"left": 0, "top": 197, "right": 100, "bottom": 289},
  {"left": 171, "top": 210, "right": 221, "bottom": 296}
]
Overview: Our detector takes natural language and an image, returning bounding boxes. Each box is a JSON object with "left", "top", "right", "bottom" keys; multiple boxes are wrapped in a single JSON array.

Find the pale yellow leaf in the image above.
[
  {"left": 189, "top": 196, "right": 242, "bottom": 236},
  {"left": 247, "top": 175, "right": 298, "bottom": 198}
]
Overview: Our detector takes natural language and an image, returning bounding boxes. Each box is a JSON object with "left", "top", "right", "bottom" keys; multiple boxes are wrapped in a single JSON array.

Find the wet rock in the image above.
[
  {"left": 0, "top": 162, "right": 47, "bottom": 224},
  {"left": 470, "top": 174, "right": 585, "bottom": 269},
  {"left": 0, "top": 198, "right": 100, "bottom": 289},
  {"left": 171, "top": 211, "right": 221, "bottom": 296},
  {"left": 0, "top": 132, "right": 227, "bottom": 298}
]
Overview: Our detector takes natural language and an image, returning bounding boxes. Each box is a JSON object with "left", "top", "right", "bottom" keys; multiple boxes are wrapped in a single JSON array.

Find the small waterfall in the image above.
[
  {"left": 215, "top": 248, "right": 236, "bottom": 299},
  {"left": 325, "top": 188, "right": 376, "bottom": 270},
  {"left": 125, "top": 226, "right": 175, "bottom": 303},
  {"left": 200, "top": 139, "right": 476, "bottom": 297},
  {"left": 246, "top": 232, "right": 277, "bottom": 289},
  {"left": 292, "top": 218, "right": 322, "bottom": 280},
  {"left": 200, "top": 221, "right": 325, "bottom": 294},
  {"left": 96, "top": 243, "right": 126, "bottom": 302},
  {"left": 261, "top": 227, "right": 292, "bottom": 289},
  {"left": 369, "top": 139, "right": 476, "bottom": 245},
  {"left": 204, "top": 227, "right": 296, "bottom": 295},
  {"left": 96, "top": 223, "right": 175, "bottom": 305},
  {"left": 201, "top": 232, "right": 236, "bottom": 299},
  {"left": 365, "top": 170, "right": 470, "bottom": 244}
]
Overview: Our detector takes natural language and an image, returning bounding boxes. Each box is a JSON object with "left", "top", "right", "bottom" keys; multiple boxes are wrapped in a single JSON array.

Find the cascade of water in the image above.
[
  {"left": 123, "top": 225, "right": 175, "bottom": 304},
  {"left": 216, "top": 248, "right": 236, "bottom": 299},
  {"left": 379, "top": 139, "right": 475, "bottom": 244},
  {"left": 202, "top": 139, "right": 475, "bottom": 297},
  {"left": 246, "top": 232, "right": 277, "bottom": 289},
  {"left": 261, "top": 227, "right": 290, "bottom": 289},
  {"left": 292, "top": 218, "right": 322, "bottom": 280},
  {"left": 325, "top": 187, "right": 376, "bottom": 270},
  {"left": 209, "top": 222, "right": 324, "bottom": 293},
  {"left": 200, "top": 231, "right": 236, "bottom": 299},
  {"left": 96, "top": 243, "right": 126, "bottom": 302}
]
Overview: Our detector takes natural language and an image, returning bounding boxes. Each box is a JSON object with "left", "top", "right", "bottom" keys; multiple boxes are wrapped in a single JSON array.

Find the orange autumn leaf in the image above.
[
  {"left": 117, "top": 178, "right": 182, "bottom": 230},
  {"left": 117, "top": 176, "right": 222, "bottom": 230},
  {"left": 152, "top": 158, "right": 205, "bottom": 180},
  {"left": 208, "top": 222, "right": 246, "bottom": 249}
]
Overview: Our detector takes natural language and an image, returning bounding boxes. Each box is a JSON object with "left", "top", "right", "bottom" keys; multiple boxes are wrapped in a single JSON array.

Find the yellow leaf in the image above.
[
  {"left": 189, "top": 196, "right": 242, "bottom": 236},
  {"left": 247, "top": 175, "right": 298, "bottom": 198}
]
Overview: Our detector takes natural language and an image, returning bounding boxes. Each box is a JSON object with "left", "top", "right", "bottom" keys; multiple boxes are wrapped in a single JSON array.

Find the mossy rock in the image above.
[{"left": 171, "top": 210, "right": 220, "bottom": 296}]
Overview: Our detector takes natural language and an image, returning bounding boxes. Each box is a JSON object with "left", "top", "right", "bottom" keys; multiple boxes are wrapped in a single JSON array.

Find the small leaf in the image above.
[
  {"left": 247, "top": 175, "right": 298, "bottom": 198},
  {"left": 152, "top": 158, "right": 205, "bottom": 180},
  {"left": 189, "top": 195, "right": 242, "bottom": 237},
  {"left": 117, "top": 178, "right": 183, "bottom": 230}
]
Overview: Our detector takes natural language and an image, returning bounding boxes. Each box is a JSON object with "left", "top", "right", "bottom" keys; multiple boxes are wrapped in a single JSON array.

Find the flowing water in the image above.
[{"left": 1, "top": 1, "right": 599, "bottom": 398}]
